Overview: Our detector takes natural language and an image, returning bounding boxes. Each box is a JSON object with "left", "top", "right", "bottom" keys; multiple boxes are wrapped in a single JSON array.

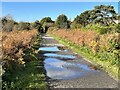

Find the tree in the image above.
[
  {"left": 73, "top": 5, "right": 117, "bottom": 27},
  {"left": 93, "top": 5, "right": 117, "bottom": 25},
  {"left": 79, "top": 10, "right": 91, "bottom": 26},
  {"left": 2, "top": 15, "right": 15, "bottom": 32},
  {"left": 40, "top": 17, "right": 53, "bottom": 25},
  {"left": 55, "top": 14, "right": 70, "bottom": 28},
  {"left": 73, "top": 10, "right": 91, "bottom": 27},
  {"left": 74, "top": 15, "right": 81, "bottom": 24},
  {"left": 71, "top": 15, "right": 82, "bottom": 29}
]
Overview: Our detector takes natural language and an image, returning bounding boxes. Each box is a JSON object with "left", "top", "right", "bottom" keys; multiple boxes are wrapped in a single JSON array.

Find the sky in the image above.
[{"left": 2, "top": 2, "right": 119, "bottom": 22}]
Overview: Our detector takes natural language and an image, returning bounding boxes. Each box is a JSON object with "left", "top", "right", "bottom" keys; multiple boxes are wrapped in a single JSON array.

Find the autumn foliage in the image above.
[
  {"left": 2, "top": 29, "right": 38, "bottom": 62},
  {"left": 48, "top": 28, "right": 120, "bottom": 56}
]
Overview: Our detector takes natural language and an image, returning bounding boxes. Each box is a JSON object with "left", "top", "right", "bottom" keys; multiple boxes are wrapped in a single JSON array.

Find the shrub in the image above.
[{"left": 18, "top": 22, "right": 30, "bottom": 30}]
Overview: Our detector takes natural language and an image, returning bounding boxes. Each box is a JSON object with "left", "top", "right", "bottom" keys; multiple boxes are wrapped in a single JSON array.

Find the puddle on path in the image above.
[
  {"left": 40, "top": 46, "right": 98, "bottom": 80},
  {"left": 44, "top": 53, "right": 76, "bottom": 59},
  {"left": 39, "top": 46, "right": 60, "bottom": 52},
  {"left": 44, "top": 58, "right": 98, "bottom": 80}
]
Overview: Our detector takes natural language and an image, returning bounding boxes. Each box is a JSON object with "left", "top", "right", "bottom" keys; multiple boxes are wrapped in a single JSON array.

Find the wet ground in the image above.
[{"left": 39, "top": 34, "right": 118, "bottom": 89}]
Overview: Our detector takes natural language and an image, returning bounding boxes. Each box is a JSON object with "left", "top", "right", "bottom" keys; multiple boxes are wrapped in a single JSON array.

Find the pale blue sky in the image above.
[{"left": 2, "top": 2, "right": 118, "bottom": 22}]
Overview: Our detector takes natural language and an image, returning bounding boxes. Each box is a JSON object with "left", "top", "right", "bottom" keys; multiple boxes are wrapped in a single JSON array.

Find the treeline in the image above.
[
  {"left": 2, "top": 5, "right": 120, "bottom": 34},
  {"left": 2, "top": 15, "right": 31, "bottom": 31},
  {"left": 53, "top": 5, "right": 119, "bottom": 34},
  {"left": 1, "top": 15, "right": 54, "bottom": 33}
]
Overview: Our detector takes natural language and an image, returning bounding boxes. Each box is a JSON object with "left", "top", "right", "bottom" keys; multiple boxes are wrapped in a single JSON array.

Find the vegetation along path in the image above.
[{"left": 39, "top": 34, "right": 118, "bottom": 89}]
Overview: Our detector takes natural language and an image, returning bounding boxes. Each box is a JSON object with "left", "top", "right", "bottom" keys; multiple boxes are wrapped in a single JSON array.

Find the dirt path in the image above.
[{"left": 39, "top": 34, "right": 118, "bottom": 89}]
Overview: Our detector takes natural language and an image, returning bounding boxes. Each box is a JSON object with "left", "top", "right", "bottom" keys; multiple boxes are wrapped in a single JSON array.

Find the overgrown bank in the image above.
[
  {"left": 48, "top": 28, "right": 119, "bottom": 80},
  {"left": 2, "top": 30, "right": 48, "bottom": 89}
]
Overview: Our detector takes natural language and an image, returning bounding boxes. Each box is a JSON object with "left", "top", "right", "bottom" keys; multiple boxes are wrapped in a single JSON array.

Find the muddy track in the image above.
[{"left": 39, "top": 34, "right": 118, "bottom": 89}]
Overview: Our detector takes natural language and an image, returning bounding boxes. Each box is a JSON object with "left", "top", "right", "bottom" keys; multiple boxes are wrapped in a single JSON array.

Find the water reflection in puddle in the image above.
[
  {"left": 39, "top": 46, "right": 60, "bottom": 52},
  {"left": 44, "top": 53, "right": 76, "bottom": 59},
  {"left": 44, "top": 58, "right": 98, "bottom": 80},
  {"left": 40, "top": 46, "right": 98, "bottom": 80}
]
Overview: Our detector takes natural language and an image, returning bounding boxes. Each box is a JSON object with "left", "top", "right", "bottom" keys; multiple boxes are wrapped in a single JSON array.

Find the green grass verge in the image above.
[
  {"left": 2, "top": 61, "right": 48, "bottom": 89},
  {"left": 49, "top": 34, "right": 119, "bottom": 80}
]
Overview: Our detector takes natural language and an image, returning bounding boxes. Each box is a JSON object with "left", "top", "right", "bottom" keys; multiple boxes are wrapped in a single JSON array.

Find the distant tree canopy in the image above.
[
  {"left": 55, "top": 14, "right": 70, "bottom": 29},
  {"left": 2, "top": 15, "right": 32, "bottom": 31},
  {"left": 40, "top": 17, "right": 53, "bottom": 25},
  {"left": 73, "top": 5, "right": 117, "bottom": 27}
]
